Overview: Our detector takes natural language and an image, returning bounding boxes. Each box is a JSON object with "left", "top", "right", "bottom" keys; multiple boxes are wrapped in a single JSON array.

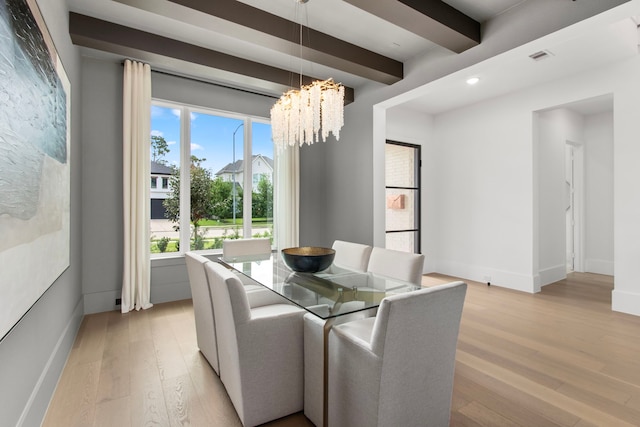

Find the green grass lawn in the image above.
[{"left": 150, "top": 220, "right": 273, "bottom": 253}]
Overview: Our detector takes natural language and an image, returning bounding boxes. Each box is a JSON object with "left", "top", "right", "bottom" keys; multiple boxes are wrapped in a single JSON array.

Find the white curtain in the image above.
[
  {"left": 274, "top": 147, "right": 300, "bottom": 250},
  {"left": 121, "top": 59, "right": 153, "bottom": 313}
]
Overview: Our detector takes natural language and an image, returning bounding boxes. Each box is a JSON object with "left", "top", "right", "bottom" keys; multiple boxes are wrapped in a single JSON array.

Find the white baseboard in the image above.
[
  {"left": 585, "top": 259, "right": 614, "bottom": 276},
  {"left": 612, "top": 289, "right": 640, "bottom": 316},
  {"left": 435, "top": 260, "right": 537, "bottom": 293},
  {"left": 19, "top": 298, "right": 83, "bottom": 427},
  {"left": 83, "top": 281, "right": 192, "bottom": 314},
  {"left": 84, "top": 289, "right": 121, "bottom": 314},
  {"left": 539, "top": 264, "right": 567, "bottom": 287}
]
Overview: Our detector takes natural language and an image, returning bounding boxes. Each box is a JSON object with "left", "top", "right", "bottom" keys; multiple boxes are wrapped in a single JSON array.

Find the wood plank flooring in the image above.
[{"left": 43, "top": 273, "right": 640, "bottom": 426}]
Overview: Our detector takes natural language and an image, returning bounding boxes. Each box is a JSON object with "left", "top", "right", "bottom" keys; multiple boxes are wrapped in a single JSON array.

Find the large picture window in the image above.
[{"left": 149, "top": 101, "right": 274, "bottom": 256}]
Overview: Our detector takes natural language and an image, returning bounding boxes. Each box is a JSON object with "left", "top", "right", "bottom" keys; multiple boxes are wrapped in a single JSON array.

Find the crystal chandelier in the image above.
[{"left": 270, "top": 1, "right": 345, "bottom": 150}]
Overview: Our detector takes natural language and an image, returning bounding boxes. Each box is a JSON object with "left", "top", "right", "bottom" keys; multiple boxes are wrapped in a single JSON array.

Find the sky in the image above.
[{"left": 150, "top": 104, "right": 273, "bottom": 176}]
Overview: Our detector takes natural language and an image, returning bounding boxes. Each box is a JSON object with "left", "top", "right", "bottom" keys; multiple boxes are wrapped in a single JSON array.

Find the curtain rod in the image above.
[{"left": 121, "top": 60, "right": 278, "bottom": 100}]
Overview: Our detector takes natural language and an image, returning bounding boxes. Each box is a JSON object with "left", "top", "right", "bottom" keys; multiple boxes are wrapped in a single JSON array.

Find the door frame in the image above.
[{"left": 566, "top": 140, "right": 585, "bottom": 272}]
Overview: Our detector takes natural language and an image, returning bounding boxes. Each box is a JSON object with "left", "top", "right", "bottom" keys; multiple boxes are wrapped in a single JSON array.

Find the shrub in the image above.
[{"left": 157, "top": 236, "right": 170, "bottom": 253}]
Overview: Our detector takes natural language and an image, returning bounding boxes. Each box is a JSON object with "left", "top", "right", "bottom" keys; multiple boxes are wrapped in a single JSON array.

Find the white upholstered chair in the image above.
[
  {"left": 328, "top": 240, "right": 373, "bottom": 273},
  {"left": 184, "top": 252, "right": 220, "bottom": 374},
  {"left": 302, "top": 240, "right": 372, "bottom": 425},
  {"left": 222, "top": 237, "right": 271, "bottom": 260},
  {"left": 204, "top": 261, "right": 306, "bottom": 427},
  {"left": 366, "top": 247, "right": 425, "bottom": 286},
  {"left": 328, "top": 281, "right": 467, "bottom": 427},
  {"left": 184, "top": 252, "right": 288, "bottom": 377}
]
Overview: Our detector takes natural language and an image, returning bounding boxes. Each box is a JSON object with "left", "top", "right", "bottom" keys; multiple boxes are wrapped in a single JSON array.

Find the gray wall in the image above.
[
  {"left": 80, "top": 59, "right": 278, "bottom": 313},
  {"left": 0, "top": 0, "right": 84, "bottom": 426}
]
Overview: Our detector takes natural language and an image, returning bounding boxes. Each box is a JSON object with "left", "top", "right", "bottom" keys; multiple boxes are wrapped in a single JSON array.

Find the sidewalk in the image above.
[{"left": 150, "top": 219, "right": 270, "bottom": 239}]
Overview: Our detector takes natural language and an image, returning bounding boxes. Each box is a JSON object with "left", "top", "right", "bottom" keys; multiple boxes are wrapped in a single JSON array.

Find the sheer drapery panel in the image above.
[{"left": 122, "top": 59, "right": 153, "bottom": 313}]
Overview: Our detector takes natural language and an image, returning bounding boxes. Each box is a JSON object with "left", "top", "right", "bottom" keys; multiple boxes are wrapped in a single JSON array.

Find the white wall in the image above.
[
  {"left": 431, "top": 95, "right": 537, "bottom": 291},
  {"left": 584, "top": 112, "right": 614, "bottom": 275},
  {"left": 536, "top": 108, "right": 585, "bottom": 287},
  {"left": 385, "top": 52, "right": 639, "bottom": 315},
  {"left": 611, "top": 62, "right": 640, "bottom": 316}
]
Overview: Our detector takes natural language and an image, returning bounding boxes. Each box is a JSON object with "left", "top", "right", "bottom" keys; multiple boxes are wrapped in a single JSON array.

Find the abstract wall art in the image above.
[{"left": 0, "top": 0, "right": 70, "bottom": 341}]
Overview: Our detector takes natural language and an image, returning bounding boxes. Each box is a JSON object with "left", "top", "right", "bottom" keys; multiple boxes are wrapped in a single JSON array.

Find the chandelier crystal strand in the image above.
[
  {"left": 301, "top": 87, "right": 313, "bottom": 145},
  {"left": 289, "top": 92, "right": 300, "bottom": 148}
]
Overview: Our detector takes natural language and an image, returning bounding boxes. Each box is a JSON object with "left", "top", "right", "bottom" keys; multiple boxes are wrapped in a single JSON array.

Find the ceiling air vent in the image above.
[{"left": 529, "top": 50, "right": 554, "bottom": 61}]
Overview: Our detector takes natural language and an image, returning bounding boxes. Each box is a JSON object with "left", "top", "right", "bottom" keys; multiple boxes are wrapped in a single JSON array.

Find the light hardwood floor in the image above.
[{"left": 43, "top": 273, "right": 640, "bottom": 426}]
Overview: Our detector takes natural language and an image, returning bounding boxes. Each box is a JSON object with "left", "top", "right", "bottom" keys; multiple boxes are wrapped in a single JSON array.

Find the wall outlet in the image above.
[{"left": 115, "top": 298, "right": 121, "bottom": 306}]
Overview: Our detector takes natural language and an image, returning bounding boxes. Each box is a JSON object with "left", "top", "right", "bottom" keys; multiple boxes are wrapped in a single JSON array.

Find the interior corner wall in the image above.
[
  {"left": 429, "top": 97, "right": 537, "bottom": 292},
  {"left": 0, "top": 0, "right": 84, "bottom": 426},
  {"left": 300, "top": 92, "right": 378, "bottom": 247},
  {"left": 612, "top": 62, "right": 640, "bottom": 316},
  {"left": 584, "top": 112, "right": 614, "bottom": 275},
  {"left": 80, "top": 57, "right": 124, "bottom": 314},
  {"left": 537, "top": 108, "right": 585, "bottom": 286}
]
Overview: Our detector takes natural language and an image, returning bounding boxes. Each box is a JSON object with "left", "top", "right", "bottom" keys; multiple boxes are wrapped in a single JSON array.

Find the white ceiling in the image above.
[
  {"left": 395, "top": 14, "right": 637, "bottom": 115},
  {"left": 68, "top": 0, "right": 631, "bottom": 116},
  {"left": 68, "top": 0, "right": 526, "bottom": 90}
]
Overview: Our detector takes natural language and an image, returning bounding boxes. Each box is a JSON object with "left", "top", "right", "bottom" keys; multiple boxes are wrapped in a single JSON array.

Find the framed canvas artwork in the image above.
[{"left": 0, "top": 0, "right": 71, "bottom": 341}]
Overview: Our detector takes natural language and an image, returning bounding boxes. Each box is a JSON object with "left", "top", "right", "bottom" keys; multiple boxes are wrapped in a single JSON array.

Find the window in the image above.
[
  {"left": 385, "top": 141, "right": 421, "bottom": 253},
  {"left": 151, "top": 177, "right": 157, "bottom": 188},
  {"left": 149, "top": 101, "right": 274, "bottom": 256}
]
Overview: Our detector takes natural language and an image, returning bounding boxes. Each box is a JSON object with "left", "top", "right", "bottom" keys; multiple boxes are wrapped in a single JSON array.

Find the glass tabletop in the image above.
[{"left": 218, "top": 253, "right": 421, "bottom": 319}]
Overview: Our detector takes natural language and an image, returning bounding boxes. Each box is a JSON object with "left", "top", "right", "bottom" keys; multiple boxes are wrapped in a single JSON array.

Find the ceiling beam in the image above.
[
  {"left": 69, "top": 13, "right": 355, "bottom": 104},
  {"left": 344, "top": 0, "right": 480, "bottom": 53},
  {"left": 167, "top": 0, "right": 403, "bottom": 85}
]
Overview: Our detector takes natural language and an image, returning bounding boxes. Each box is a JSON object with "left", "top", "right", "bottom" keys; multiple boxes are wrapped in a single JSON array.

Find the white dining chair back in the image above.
[
  {"left": 328, "top": 281, "right": 467, "bottom": 427},
  {"left": 367, "top": 247, "right": 425, "bottom": 286},
  {"left": 205, "top": 261, "right": 305, "bottom": 427},
  {"left": 184, "top": 252, "right": 219, "bottom": 374},
  {"left": 331, "top": 240, "right": 373, "bottom": 272},
  {"left": 222, "top": 237, "right": 271, "bottom": 260}
]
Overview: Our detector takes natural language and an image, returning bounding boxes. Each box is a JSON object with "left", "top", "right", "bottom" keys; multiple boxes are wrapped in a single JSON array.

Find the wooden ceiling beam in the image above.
[
  {"left": 69, "top": 13, "right": 355, "bottom": 104},
  {"left": 167, "top": 0, "right": 403, "bottom": 85},
  {"left": 344, "top": 0, "right": 480, "bottom": 53}
]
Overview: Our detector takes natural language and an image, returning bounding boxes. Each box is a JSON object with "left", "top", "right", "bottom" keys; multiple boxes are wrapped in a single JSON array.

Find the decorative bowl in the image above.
[{"left": 281, "top": 247, "right": 336, "bottom": 273}]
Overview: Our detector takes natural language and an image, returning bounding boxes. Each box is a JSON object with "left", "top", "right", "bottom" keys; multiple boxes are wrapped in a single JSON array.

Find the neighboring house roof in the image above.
[
  {"left": 216, "top": 159, "right": 244, "bottom": 175},
  {"left": 215, "top": 155, "right": 273, "bottom": 176},
  {"left": 151, "top": 160, "right": 173, "bottom": 175}
]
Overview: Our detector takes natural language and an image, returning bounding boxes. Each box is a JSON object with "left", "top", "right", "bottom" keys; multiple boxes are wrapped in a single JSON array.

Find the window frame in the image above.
[
  {"left": 150, "top": 98, "right": 273, "bottom": 258},
  {"left": 384, "top": 140, "right": 422, "bottom": 254}
]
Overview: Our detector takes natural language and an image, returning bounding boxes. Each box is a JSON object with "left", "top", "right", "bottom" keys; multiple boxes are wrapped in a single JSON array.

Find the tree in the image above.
[
  {"left": 163, "top": 155, "right": 213, "bottom": 249},
  {"left": 252, "top": 174, "right": 273, "bottom": 219},
  {"left": 210, "top": 177, "right": 242, "bottom": 220},
  {"left": 151, "top": 135, "right": 170, "bottom": 164}
]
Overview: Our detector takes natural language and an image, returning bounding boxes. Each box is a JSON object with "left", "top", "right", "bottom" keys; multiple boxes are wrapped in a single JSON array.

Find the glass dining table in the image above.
[{"left": 218, "top": 251, "right": 422, "bottom": 427}]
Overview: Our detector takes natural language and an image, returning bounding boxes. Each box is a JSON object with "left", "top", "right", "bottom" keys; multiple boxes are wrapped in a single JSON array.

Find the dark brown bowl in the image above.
[{"left": 281, "top": 247, "right": 336, "bottom": 273}]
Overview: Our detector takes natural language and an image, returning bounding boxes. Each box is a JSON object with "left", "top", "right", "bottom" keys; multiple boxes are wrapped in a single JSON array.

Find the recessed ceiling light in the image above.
[{"left": 466, "top": 77, "right": 480, "bottom": 85}]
